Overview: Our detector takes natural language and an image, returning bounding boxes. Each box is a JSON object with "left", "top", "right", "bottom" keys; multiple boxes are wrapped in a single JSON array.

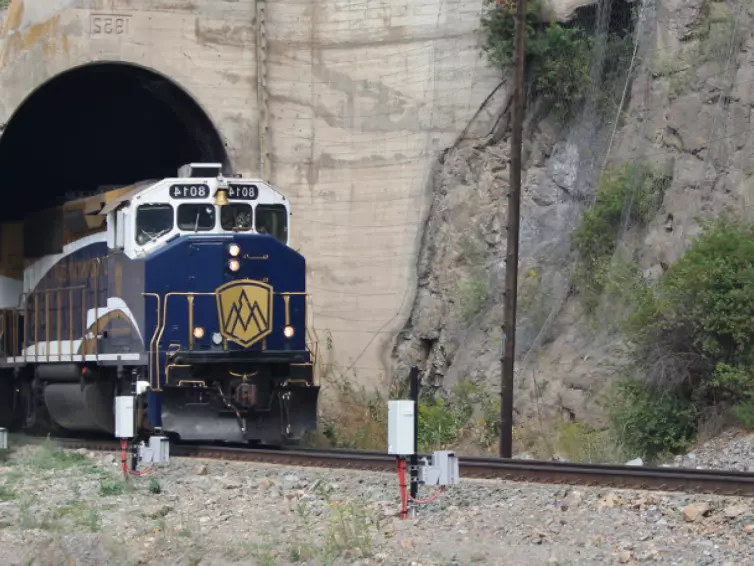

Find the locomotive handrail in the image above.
[
  {"left": 306, "top": 294, "right": 321, "bottom": 385},
  {"left": 142, "top": 293, "right": 161, "bottom": 389},
  {"left": 1, "top": 286, "right": 89, "bottom": 364},
  {"left": 148, "top": 289, "right": 319, "bottom": 390},
  {"left": 153, "top": 291, "right": 217, "bottom": 390}
]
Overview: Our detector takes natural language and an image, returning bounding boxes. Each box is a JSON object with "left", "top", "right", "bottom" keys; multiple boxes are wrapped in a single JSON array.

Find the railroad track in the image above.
[{"left": 12, "top": 434, "right": 754, "bottom": 497}]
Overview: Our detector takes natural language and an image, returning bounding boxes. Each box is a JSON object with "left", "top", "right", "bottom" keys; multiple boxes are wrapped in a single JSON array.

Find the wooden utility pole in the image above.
[
  {"left": 256, "top": 0, "right": 270, "bottom": 180},
  {"left": 500, "top": 0, "right": 526, "bottom": 459}
]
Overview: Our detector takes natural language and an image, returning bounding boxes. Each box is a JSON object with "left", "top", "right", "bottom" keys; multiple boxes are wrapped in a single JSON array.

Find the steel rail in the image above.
[{"left": 17, "top": 435, "right": 754, "bottom": 497}]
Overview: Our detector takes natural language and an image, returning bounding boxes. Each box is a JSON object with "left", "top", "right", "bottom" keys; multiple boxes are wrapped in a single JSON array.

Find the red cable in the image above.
[
  {"left": 402, "top": 459, "right": 409, "bottom": 517},
  {"left": 396, "top": 455, "right": 446, "bottom": 510},
  {"left": 408, "top": 486, "right": 446, "bottom": 504},
  {"left": 396, "top": 457, "right": 408, "bottom": 519},
  {"left": 120, "top": 439, "right": 153, "bottom": 477}
]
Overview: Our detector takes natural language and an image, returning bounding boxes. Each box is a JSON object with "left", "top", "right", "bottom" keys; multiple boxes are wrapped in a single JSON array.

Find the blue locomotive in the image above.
[{"left": 0, "top": 163, "right": 319, "bottom": 444}]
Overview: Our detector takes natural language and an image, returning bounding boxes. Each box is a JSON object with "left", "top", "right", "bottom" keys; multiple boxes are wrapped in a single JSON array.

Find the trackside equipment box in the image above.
[
  {"left": 388, "top": 400, "right": 415, "bottom": 456},
  {"left": 115, "top": 396, "right": 135, "bottom": 439}
]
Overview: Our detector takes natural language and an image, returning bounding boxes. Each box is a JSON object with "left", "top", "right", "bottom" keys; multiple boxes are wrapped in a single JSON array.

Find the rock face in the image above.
[{"left": 392, "top": 0, "right": 754, "bottom": 426}]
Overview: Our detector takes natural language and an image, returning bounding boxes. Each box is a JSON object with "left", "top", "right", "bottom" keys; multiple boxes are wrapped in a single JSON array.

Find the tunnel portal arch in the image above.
[{"left": 0, "top": 61, "right": 230, "bottom": 221}]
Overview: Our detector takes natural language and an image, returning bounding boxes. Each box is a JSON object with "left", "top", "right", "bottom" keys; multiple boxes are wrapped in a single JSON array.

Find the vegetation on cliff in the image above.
[
  {"left": 476, "top": 0, "right": 754, "bottom": 463},
  {"left": 572, "top": 163, "right": 671, "bottom": 312},
  {"left": 605, "top": 216, "right": 754, "bottom": 461},
  {"left": 479, "top": 0, "right": 593, "bottom": 119}
]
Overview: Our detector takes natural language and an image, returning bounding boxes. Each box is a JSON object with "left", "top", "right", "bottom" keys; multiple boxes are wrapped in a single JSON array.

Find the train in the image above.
[{"left": 0, "top": 163, "right": 320, "bottom": 445}]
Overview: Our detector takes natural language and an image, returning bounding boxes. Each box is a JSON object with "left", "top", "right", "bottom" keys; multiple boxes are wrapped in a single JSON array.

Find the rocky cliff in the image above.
[{"left": 392, "top": 0, "right": 754, "bottom": 429}]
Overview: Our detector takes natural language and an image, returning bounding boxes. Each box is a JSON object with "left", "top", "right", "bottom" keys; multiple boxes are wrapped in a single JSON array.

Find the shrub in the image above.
[
  {"left": 606, "top": 378, "right": 699, "bottom": 462},
  {"left": 530, "top": 24, "right": 593, "bottom": 120},
  {"left": 557, "top": 421, "right": 628, "bottom": 463},
  {"left": 416, "top": 383, "right": 473, "bottom": 452},
  {"left": 651, "top": 217, "right": 754, "bottom": 365},
  {"left": 695, "top": 1, "right": 745, "bottom": 64},
  {"left": 572, "top": 162, "right": 670, "bottom": 309},
  {"left": 609, "top": 215, "right": 754, "bottom": 457},
  {"left": 480, "top": 0, "right": 593, "bottom": 120},
  {"left": 456, "top": 268, "right": 490, "bottom": 323},
  {"left": 479, "top": 0, "right": 544, "bottom": 68}
]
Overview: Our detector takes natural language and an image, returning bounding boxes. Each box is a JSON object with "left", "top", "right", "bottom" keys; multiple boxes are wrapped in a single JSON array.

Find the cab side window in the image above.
[
  {"left": 135, "top": 204, "right": 174, "bottom": 245},
  {"left": 255, "top": 204, "right": 287, "bottom": 244}
]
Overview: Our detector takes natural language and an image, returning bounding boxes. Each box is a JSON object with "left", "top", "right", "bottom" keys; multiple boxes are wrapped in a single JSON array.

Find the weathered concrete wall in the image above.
[
  {"left": 0, "top": 0, "right": 500, "bottom": 385},
  {"left": 0, "top": 0, "right": 260, "bottom": 165}
]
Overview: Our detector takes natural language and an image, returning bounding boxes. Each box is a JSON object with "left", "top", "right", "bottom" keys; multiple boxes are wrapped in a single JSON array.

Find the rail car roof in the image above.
[{"left": 97, "top": 180, "right": 157, "bottom": 216}]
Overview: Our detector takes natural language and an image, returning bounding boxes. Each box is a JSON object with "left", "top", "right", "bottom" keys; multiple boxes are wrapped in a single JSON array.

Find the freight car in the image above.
[{"left": 0, "top": 163, "right": 319, "bottom": 445}]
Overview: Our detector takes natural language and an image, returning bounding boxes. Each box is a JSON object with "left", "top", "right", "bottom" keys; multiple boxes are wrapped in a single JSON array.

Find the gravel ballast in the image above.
[{"left": 1, "top": 441, "right": 754, "bottom": 565}]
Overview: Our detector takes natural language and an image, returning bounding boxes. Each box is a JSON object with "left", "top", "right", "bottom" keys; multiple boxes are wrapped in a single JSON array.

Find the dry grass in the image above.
[
  {"left": 513, "top": 418, "right": 629, "bottom": 463},
  {"left": 313, "top": 358, "right": 502, "bottom": 456},
  {"left": 311, "top": 368, "right": 399, "bottom": 451},
  {"left": 313, "top": 333, "right": 624, "bottom": 461}
]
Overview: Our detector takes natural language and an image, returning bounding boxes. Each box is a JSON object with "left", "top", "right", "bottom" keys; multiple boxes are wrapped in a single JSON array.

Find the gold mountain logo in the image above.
[{"left": 215, "top": 280, "right": 273, "bottom": 347}]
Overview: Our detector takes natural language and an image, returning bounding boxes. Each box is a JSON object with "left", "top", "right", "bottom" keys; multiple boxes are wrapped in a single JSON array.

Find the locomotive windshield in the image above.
[
  {"left": 177, "top": 203, "right": 215, "bottom": 231},
  {"left": 256, "top": 204, "right": 287, "bottom": 243},
  {"left": 136, "top": 203, "right": 174, "bottom": 245},
  {"left": 221, "top": 203, "right": 252, "bottom": 232}
]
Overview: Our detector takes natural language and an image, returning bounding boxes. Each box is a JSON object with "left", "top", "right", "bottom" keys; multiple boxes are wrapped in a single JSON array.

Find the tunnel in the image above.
[{"left": 0, "top": 62, "right": 230, "bottom": 222}]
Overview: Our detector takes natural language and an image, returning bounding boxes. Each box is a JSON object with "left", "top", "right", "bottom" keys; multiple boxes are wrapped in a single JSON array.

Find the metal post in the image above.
[
  {"left": 409, "top": 366, "right": 419, "bottom": 516},
  {"left": 501, "top": 0, "right": 526, "bottom": 459}
]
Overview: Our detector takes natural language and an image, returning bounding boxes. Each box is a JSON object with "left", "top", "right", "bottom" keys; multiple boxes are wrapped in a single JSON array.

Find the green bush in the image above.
[
  {"left": 653, "top": 217, "right": 754, "bottom": 364},
  {"left": 479, "top": 0, "right": 544, "bottom": 69},
  {"left": 557, "top": 421, "right": 628, "bottom": 463},
  {"left": 572, "top": 163, "right": 670, "bottom": 309},
  {"left": 609, "top": 216, "right": 754, "bottom": 458},
  {"left": 480, "top": 0, "right": 593, "bottom": 120},
  {"left": 456, "top": 268, "right": 490, "bottom": 323},
  {"left": 530, "top": 24, "right": 593, "bottom": 119},
  {"left": 606, "top": 378, "right": 698, "bottom": 462},
  {"left": 418, "top": 396, "right": 470, "bottom": 451},
  {"left": 732, "top": 401, "right": 754, "bottom": 429}
]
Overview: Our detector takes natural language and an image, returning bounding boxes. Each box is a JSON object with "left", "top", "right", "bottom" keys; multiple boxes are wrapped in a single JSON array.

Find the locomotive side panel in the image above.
[
  {"left": 99, "top": 252, "right": 147, "bottom": 360},
  {"left": 15, "top": 236, "right": 146, "bottom": 364}
]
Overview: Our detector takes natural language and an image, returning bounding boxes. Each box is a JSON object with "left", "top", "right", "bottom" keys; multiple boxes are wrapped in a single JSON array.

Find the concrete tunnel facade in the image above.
[{"left": 0, "top": 0, "right": 501, "bottom": 387}]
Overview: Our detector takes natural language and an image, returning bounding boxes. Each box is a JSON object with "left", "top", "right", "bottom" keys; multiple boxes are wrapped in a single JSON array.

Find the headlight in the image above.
[
  {"left": 228, "top": 243, "right": 240, "bottom": 257},
  {"left": 212, "top": 332, "right": 223, "bottom": 345},
  {"left": 193, "top": 327, "right": 205, "bottom": 339},
  {"left": 283, "top": 325, "right": 295, "bottom": 339},
  {"left": 228, "top": 259, "right": 240, "bottom": 272}
]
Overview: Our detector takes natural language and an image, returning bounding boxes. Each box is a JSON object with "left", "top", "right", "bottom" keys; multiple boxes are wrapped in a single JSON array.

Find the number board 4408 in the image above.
[
  {"left": 170, "top": 184, "right": 210, "bottom": 199},
  {"left": 228, "top": 184, "right": 258, "bottom": 200}
]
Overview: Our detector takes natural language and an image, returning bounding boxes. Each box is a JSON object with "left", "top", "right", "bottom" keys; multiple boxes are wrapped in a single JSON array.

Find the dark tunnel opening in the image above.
[{"left": 0, "top": 62, "right": 230, "bottom": 221}]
